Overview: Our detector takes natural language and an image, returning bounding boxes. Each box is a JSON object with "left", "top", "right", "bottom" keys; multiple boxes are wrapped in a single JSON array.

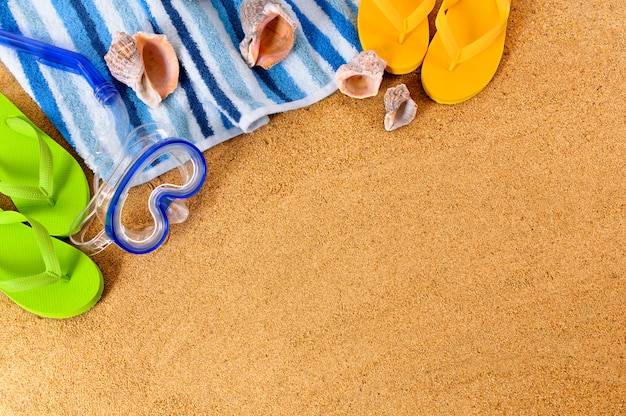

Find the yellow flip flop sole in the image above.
[
  {"left": 421, "top": 0, "right": 511, "bottom": 104},
  {"left": 358, "top": 0, "right": 436, "bottom": 75}
]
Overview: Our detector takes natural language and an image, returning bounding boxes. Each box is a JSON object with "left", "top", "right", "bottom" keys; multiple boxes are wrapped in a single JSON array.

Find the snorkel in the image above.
[{"left": 0, "top": 29, "right": 207, "bottom": 255}]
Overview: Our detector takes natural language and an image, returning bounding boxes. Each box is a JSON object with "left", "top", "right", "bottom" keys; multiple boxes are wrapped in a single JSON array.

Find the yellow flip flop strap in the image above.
[
  {"left": 436, "top": 0, "right": 511, "bottom": 71},
  {"left": 372, "top": 0, "right": 436, "bottom": 44}
]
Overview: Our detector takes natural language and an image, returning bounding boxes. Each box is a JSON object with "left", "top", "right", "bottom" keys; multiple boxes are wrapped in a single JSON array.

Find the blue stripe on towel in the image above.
[
  {"left": 177, "top": 66, "right": 215, "bottom": 139},
  {"left": 1, "top": 2, "right": 83, "bottom": 144},
  {"left": 315, "top": 0, "right": 360, "bottom": 49},
  {"left": 63, "top": 0, "right": 109, "bottom": 60},
  {"left": 178, "top": 0, "right": 265, "bottom": 114},
  {"left": 0, "top": 3, "right": 71, "bottom": 144},
  {"left": 254, "top": 66, "right": 302, "bottom": 104},
  {"left": 139, "top": 1, "right": 216, "bottom": 139},
  {"left": 220, "top": 112, "right": 234, "bottom": 131},
  {"left": 286, "top": 0, "right": 345, "bottom": 71},
  {"left": 346, "top": 0, "right": 358, "bottom": 17},
  {"left": 211, "top": 0, "right": 244, "bottom": 46},
  {"left": 110, "top": 0, "right": 149, "bottom": 33},
  {"left": 157, "top": 0, "right": 242, "bottom": 124}
]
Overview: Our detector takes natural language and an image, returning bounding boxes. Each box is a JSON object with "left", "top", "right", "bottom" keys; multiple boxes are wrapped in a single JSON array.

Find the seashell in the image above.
[
  {"left": 335, "top": 50, "right": 387, "bottom": 99},
  {"left": 383, "top": 84, "right": 417, "bottom": 131},
  {"left": 104, "top": 31, "right": 179, "bottom": 108},
  {"left": 239, "top": 0, "right": 298, "bottom": 69},
  {"left": 104, "top": 32, "right": 144, "bottom": 89},
  {"left": 134, "top": 32, "right": 179, "bottom": 106}
]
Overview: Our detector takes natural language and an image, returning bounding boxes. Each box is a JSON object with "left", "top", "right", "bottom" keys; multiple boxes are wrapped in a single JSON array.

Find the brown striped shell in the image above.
[{"left": 104, "top": 32, "right": 143, "bottom": 88}]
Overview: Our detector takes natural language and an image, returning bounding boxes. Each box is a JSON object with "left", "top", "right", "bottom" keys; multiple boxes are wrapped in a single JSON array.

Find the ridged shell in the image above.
[
  {"left": 239, "top": 0, "right": 298, "bottom": 69},
  {"left": 104, "top": 32, "right": 143, "bottom": 89},
  {"left": 384, "top": 84, "right": 417, "bottom": 131},
  {"left": 104, "top": 31, "right": 179, "bottom": 108},
  {"left": 135, "top": 32, "right": 180, "bottom": 106},
  {"left": 335, "top": 50, "right": 387, "bottom": 99}
]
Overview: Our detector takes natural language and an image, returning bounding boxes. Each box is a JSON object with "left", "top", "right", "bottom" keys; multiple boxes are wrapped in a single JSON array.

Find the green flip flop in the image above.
[
  {"left": 0, "top": 210, "right": 103, "bottom": 318},
  {"left": 0, "top": 93, "right": 90, "bottom": 237}
]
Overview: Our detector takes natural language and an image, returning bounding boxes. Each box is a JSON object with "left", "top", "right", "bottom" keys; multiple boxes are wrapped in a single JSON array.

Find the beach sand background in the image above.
[{"left": 0, "top": 1, "right": 625, "bottom": 414}]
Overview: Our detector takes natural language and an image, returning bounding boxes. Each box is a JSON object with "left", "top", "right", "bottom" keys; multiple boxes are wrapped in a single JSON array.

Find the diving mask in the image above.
[{"left": 71, "top": 123, "right": 206, "bottom": 254}]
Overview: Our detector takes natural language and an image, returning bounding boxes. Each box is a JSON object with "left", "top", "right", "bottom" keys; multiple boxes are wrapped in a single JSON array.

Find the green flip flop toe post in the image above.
[
  {"left": 0, "top": 210, "right": 103, "bottom": 318},
  {"left": 0, "top": 93, "right": 90, "bottom": 237}
]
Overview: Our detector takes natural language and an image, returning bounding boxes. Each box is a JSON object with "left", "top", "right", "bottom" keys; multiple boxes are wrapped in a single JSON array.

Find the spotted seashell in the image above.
[
  {"left": 383, "top": 84, "right": 417, "bottom": 131},
  {"left": 104, "top": 31, "right": 179, "bottom": 108},
  {"left": 239, "top": 0, "right": 298, "bottom": 69},
  {"left": 335, "top": 50, "right": 387, "bottom": 99}
]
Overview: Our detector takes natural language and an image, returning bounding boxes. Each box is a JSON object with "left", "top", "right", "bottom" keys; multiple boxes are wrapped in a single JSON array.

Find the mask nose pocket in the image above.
[{"left": 71, "top": 125, "right": 207, "bottom": 255}]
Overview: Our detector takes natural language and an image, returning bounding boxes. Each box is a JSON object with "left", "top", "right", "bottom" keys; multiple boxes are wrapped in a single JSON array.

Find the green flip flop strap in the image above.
[
  {"left": 436, "top": 0, "right": 510, "bottom": 71},
  {"left": 0, "top": 211, "right": 67, "bottom": 293},
  {"left": 372, "top": 0, "right": 436, "bottom": 44},
  {"left": 0, "top": 116, "right": 55, "bottom": 205}
]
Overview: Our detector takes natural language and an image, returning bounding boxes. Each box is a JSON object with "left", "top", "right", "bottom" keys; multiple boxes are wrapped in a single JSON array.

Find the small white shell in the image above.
[
  {"left": 335, "top": 50, "right": 386, "bottom": 99},
  {"left": 384, "top": 84, "right": 417, "bottom": 131},
  {"left": 104, "top": 31, "right": 179, "bottom": 108},
  {"left": 239, "top": 0, "right": 298, "bottom": 69}
]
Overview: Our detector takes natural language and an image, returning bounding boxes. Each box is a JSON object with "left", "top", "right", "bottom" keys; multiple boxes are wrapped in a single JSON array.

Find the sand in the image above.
[{"left": 0, "top": 1, "right": 624, "bottom": 414}]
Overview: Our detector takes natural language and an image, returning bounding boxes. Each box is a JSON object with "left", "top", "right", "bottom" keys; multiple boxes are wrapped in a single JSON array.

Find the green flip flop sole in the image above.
[
  {"left": 0, "top": 93, "right": 90, "bottom": 237},
  {"left": 0, "top": 210, "right": 103, "bottom": 319}
]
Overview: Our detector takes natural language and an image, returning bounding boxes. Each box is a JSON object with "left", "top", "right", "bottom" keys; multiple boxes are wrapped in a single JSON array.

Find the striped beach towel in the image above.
[{"left": 0, "top": 0, "right": 361, "bottom": 181}]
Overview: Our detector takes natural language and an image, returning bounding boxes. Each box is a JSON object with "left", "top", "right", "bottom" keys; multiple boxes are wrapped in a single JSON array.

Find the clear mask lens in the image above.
[{"left": 71, "top": 124, "right": 206, "bottom": 255}]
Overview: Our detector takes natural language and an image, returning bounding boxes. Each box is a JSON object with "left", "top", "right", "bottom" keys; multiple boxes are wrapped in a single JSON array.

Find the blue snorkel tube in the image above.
[
  {"left": 0, "top": 29, "right": 130, "bottom": 148},
  {"left": 0, "top": 29, "right": 207, "bottom": 255}
]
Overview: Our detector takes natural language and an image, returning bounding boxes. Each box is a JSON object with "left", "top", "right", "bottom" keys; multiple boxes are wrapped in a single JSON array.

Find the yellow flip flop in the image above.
[
  {"left": 358, "top": 0, "right": 436, "bottom": 75},
  {"left": 421, "top": 0, "right": 511, "bottom": 104}
]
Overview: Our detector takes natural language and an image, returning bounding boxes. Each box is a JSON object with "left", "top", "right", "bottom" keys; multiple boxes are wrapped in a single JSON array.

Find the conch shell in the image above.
[
  {"left": 335, "top": 50, "right": 386, "bottom": 99},
  {"left": 384, "top": 84, "right": 417, "bottom": 131},
  {"left": 104, "top": 31, "right": 179, "bottom": 108},
  {"left": 239, "top": 0, "right": 298, "bottom": 69}
]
